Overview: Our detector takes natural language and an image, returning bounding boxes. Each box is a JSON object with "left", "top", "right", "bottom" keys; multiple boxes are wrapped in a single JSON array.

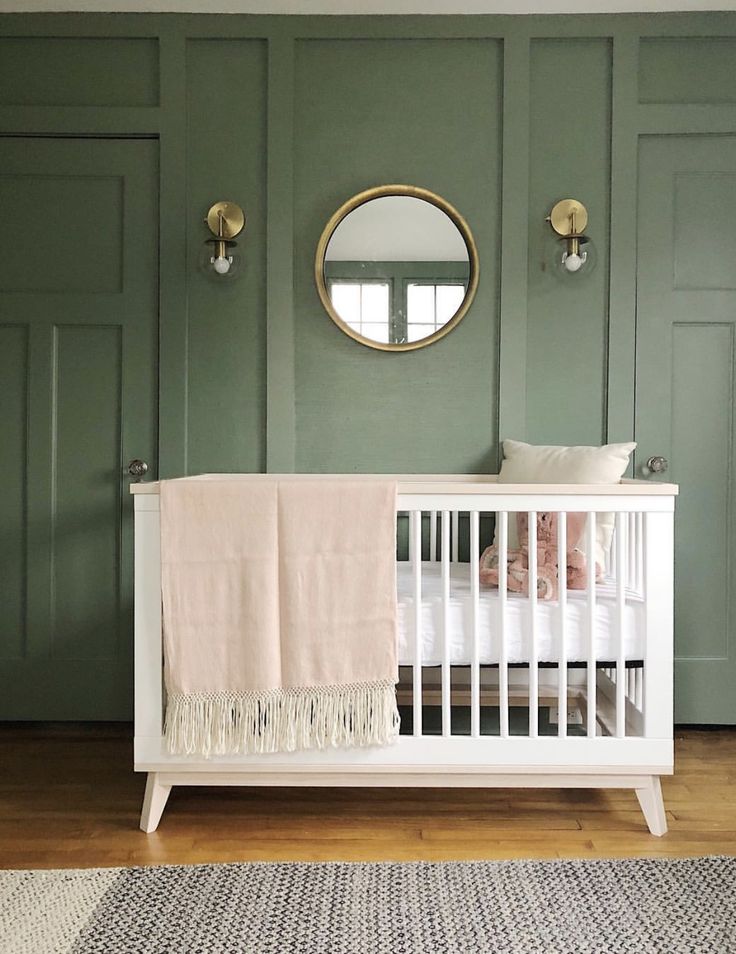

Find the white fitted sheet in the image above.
[{"left": 397, "top": 561, "right": 644, "bottom": 666}]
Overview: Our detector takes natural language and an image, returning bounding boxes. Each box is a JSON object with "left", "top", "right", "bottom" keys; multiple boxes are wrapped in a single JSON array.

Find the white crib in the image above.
[{"left": 131, "top": 475, "right": 677, "bottom": 835}]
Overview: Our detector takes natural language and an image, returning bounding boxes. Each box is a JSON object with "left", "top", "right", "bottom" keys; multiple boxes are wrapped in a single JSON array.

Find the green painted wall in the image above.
[
  {"left": 185, "top": 38, "right": 268, "bottom": 475},
  {"left": 293, "top": 37, "right": 501, "bottom": 473},
  {"left": 526, "top": 37, "right": 611, "bottom": 446},
  {"left": 1, "top": 11, "right": 735, "bottom": 479},
  {"left": 3, "top": 11, "right": 736, "bottom": 722}
]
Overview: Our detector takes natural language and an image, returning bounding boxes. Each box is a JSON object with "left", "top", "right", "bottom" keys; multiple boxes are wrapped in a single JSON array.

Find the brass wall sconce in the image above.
[
  {"left": 202, "top": 201, "right": 245, "bottom": 278},
  {"left": 546, "top": 199, "right": 592, "bottom": 274}
]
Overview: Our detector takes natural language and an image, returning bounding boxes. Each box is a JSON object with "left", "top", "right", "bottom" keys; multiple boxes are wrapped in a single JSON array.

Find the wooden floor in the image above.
[{"left": 1, "top": 724, "right": 735, "bottom": 869}]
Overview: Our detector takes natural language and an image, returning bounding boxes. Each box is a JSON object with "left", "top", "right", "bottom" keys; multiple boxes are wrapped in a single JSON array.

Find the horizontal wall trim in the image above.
[
  {"left": 4, "top": 2, "right": 736, "bottom": 14},
  {"left": 636, "top": 104, "right": 736, "bottom": 133},
  {"left": 0, "top": 107, "right": 161, "bottom": 135},
  {"left": 2, "top": 12, "right": 736, "bottom": 40}
]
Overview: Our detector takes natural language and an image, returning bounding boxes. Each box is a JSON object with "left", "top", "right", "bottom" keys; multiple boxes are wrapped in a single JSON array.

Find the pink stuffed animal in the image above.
[{"left": 479, "top": 511, "right": 598, "bottom": 600}]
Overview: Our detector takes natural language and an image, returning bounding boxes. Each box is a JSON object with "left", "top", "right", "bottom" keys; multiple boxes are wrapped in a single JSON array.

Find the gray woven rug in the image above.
[{"left": 2, "top": 856, "right": 735, "bottom": 953}]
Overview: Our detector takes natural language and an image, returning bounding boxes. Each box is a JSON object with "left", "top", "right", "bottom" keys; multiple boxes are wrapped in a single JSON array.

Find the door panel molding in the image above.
[
  {"left": 636, "top": 134, "right": 736, "bottom": 722},
  {"left": 0, "top": 136, "right": 158, "bottom": 719}
]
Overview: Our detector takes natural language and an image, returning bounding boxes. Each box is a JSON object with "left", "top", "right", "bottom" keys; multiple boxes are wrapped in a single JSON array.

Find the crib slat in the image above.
[
  {"left": 586, "top": 513, "right": 597, "bottom": 737},
  {"left": 441, "top": 510, "right": 451, "bottom": 738},
  {"left": 557, "top": 512, "right": 568, "bottom": 739},
  {"left": 606, "top": 517, "right": 615, "bottom": 580},
  {"left": 636, "top": 512, "right": 644, "bottom": 594},
  {"left": 452, "top": 512, "right": 459, "bottom": 563},
  {"left": 628, "top": 511, "right": 636, "bottom": 592},
  {"left": 470, "top": 510, "right": 480, "bottom": 739},
  {"left": 430, "top": 511, "right": 438, "bottom": 562},
  {"left": 616, "top": 512, "right": 627, "bottom": 738},
  {"left": 411, "top": 510, "right": 422, "bottom": 738},
  {"left": 498, "top": 511, "right": 509, "bottom": 738},
  {"left": 528, "top": 511, "right": 538, "bottom": 739}
]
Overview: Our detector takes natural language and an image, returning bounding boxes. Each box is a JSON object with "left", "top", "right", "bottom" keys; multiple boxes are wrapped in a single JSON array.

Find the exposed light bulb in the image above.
[
  {"left": 562, "top": 250, "right": 586, "bottom": 273},
  {"left": 213, "top": 255, "right": 231, "bottom": 275}
]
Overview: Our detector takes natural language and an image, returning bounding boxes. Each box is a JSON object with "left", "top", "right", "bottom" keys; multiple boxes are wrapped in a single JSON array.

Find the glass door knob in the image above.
[
  {"left": 127, "top": 459, "right": 149, "bottom": 479},
  {"left": 646, "top": 456, "right": 668, "bottom": 474}
]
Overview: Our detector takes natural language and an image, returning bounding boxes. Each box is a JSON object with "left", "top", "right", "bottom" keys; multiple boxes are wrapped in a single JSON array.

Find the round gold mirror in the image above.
[{"left": 315, "top": 185, "right": 479, "bottom": 351}]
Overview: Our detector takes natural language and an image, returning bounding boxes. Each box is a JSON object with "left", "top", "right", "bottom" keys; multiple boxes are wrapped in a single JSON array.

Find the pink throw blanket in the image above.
[{"left": 160, "top": 476, "right": 399, "bottom": 756}]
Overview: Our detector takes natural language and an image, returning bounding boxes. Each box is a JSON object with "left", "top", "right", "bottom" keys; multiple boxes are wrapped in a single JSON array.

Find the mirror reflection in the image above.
[{"left": 316, "top": 187, "right": 478, "bottom": 351}]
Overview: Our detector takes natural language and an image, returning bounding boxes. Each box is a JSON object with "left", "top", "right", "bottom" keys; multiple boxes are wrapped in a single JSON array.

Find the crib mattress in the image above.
[{"left": 396, "top": 562, "right": 644, "bottom": 666}]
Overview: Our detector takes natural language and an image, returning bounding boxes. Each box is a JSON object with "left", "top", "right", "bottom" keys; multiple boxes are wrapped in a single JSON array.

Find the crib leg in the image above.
[
  {"left": 140, "top": 772, "right": 172, "bottom": 833},
  {"left": 635, "top": 776, "right": 667, "bottom": 836}
]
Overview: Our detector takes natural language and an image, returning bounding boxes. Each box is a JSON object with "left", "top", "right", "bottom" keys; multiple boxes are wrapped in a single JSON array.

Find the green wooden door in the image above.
[
  {"left": 636, "top": 135, "right": 736, "bottom": 723},
  {"left": 0, "top": 138, "right": 158, "bottom": 720}
]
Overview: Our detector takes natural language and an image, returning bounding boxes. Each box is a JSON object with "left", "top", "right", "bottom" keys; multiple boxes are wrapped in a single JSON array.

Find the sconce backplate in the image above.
[
  {"left": 549, "top": 199, "right": 588, "bottom": 236},
  {"left": 206, "top": 201, "right": 245, "bottom": 240}
]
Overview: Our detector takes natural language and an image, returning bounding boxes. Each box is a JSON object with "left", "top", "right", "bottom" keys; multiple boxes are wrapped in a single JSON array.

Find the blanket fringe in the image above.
[{"left": 165, "top": 681, "right": 400, "bottom": 757}]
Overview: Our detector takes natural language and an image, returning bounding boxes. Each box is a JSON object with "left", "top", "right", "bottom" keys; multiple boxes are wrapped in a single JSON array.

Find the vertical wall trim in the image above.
[
  {"left": 607, "top": 33, "right": 639, "bottom": 455},
  {"left": 158, "top": 33, "right": 189, "bottom": 478},
  {"left": 265, "top": 35, "right": 296, "bottom": 473},
  {"left": 498, "top": 33, "right": 530, "bottom": 451}
]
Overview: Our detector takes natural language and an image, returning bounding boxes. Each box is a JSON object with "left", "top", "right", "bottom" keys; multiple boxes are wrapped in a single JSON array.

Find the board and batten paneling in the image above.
[
  {"left": 185, "top": 38, "right": 268, "bottom": 475},
  {"left": 639, "top": 37, "right": 736, "bottom": 105},
  {"left": 0, "top": 35, "right": 159, "bottom": 106},
  {"left": 293, "top": 37, "right": 502, "bottom": 474},
  {"left": 1, "top": 13, "right": 736, "bottom": 721},
  {"left": 526, "top": 37, "right": 612, "bottom": 447}
]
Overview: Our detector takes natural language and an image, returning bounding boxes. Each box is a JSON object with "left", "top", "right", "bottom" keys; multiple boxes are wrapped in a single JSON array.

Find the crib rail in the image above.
[
  {"left": 398, "top": 489, "right": 674, "bottom": 747},
  {"left": 131, "top": 476, "right": 676, "bottom": 836}
]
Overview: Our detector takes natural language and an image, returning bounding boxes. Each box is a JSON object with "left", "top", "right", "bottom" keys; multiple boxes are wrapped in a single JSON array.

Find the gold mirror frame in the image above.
[{"left": 314, "top": 184, "right": 480, "bottom": 352}]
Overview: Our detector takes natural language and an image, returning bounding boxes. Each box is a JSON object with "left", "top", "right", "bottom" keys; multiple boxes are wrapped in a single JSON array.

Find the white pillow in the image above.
[{"left": 496, "top": 439, "right": 636, "bottom": 567}]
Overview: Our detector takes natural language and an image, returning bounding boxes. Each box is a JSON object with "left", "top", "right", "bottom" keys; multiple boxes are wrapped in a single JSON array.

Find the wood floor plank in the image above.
[{"left": 1, "top": 724, "right": 735, "bottom": 868}]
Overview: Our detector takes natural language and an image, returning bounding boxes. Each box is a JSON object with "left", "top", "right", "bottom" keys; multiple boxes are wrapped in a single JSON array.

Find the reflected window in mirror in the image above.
[
  {"left": 406, "top": 282, "right": 466, "bottom": 343},
  {"left": 315, "top": 185, "right": 479, "bottom": 352},
  {"left": 326, "top": 264, "right": 467, "bottom": 346},
  {"left": 329, "top": 281, "right": 390, "bottom": 344}
]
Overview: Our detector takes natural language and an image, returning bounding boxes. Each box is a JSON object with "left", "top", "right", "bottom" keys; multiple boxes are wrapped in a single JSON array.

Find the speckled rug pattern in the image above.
[{"left": 2, "top": 856, "right": 735, "bottom": 953}]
